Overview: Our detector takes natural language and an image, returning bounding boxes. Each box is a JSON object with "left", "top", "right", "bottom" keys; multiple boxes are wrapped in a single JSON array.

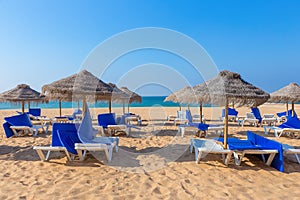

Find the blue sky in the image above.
[{"left": 0, "top": 0, "right": 299, "bottom": 96}]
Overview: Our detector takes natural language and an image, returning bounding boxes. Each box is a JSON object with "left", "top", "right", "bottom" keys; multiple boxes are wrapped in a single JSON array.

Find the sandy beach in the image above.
[{"left": 0, "top": 104, "right": 300, "bottom": 199}]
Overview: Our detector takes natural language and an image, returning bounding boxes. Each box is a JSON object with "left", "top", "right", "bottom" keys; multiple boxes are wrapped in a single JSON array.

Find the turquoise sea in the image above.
[{"left": 0, "top": 96, "right": 208, "bottom": 110}]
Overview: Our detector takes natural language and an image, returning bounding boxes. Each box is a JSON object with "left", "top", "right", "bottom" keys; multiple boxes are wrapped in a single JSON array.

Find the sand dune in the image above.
[{"left": 0, "top": 104, "right": 299, "bottom": 199}]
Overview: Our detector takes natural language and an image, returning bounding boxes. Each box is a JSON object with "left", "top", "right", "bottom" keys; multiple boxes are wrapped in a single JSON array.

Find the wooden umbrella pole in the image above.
[
  {"left": 199, "top": 100, "right": 203, "bottom": 123},
  {"left": 286, "top": 102, "right": 289, "bottom": 115},
  {"left": 179, "top": 105, "right": 181, "bottom": 111},
  {"left": 127, "top": 103, "right": 130, "bottom": 113},
  {"left": 123, "top": 102, "right": 125, "bottom": 114},
  {"left": 59, "top": 100, "right": 62, "bottom": 117},
  {"left": 224, "top": 97, "right": 229, "bottom": 149},
  {"left": 188, "top": 104, "right": 190, "bottom": 110},
  {"left": 82, "top": 97, "right": 86, "bottom": 117},
  {"left": 22, "top": 101, "right": 25, "bottom": 113},
  {"left": 78, "top": 101, "right": 80, "bottom": 109},
  {"left": 292, "top": 101, "right": 295, "bottom": 117},
  {"left": 109, "top": 100, "right": 112, "bottom": 113}
]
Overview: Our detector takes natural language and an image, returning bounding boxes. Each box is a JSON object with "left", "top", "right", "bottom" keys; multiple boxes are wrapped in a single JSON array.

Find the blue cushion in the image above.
[
  {"left": 29, "top": 108, "right": 41, "bottom": 117},
  {"left": 216, "top": 132, "right": 284, "bottom": 172},
  {"left": 222, "top": 108, "right": 238, "bottom": 117},
  {"left": 277, "top": 110, "right": 291, "bottom": 117},
  {"left": 4, "top": 113, "right": 32, "bottom": 127},
  {"left": 247, "top": 131, "right": 284, "bottom": 172},
  {"left": 197, "top": 123, "right": 209, "bottom": 131},
  {"left": 3, "top": 122, "right": 14, "bottom": 138},
  {"left": 215, "top": 138, "right": 259, "bottom": 150},
  {"left": 52, "top": 123, "right": 79, "bottom": 146},
  {"left": 185, "top": 110, "right": 193, "bottom": 123},
  {"left": 98, "top": 113, "right": 117, "bottom": 128},
  {"left": 57, "top": 129, "right": 81, "bottom": 155},
  {"left": 277, "top": 109, "right": 297, "bottom": 118},
  {"left": 251, "top": 107, "right": 262, "bottom": 123},
  {"left": 278, "top": 115, "right": 300, "bottom": 129}
]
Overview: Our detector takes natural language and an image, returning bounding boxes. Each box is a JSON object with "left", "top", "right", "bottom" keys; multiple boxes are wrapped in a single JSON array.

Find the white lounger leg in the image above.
[
  {"left": 295, "top": 154, "right": 300, "bottom": 164},
  {"left": 35, "top": 149, "right": 46, "bottom": 161},
  {"left": 265, "top": 153, "right": 276, "bottom": 166},
  {"left": 75, "top": 143, "right": 115, "bottom": 162},
  {"left": 196, "top": 150, "right": 203, "bottom": 164},
  {"left": 104, "top": 145, "right": 113, "bottom": 162},
  {"left": 33, "top": 146, "right": 71, "bottom": 161},
  {"left": 224, "top": 152, "right": 233, "bottom": 166},
  {"left": 196, "top": 148, "right": 232, "bottom": 165},
  {"left": 284, "top": 149, "right": 300, "bottom": 164},
  {"left": 234, "top": 150, "right": 278, "bottom": 166}
]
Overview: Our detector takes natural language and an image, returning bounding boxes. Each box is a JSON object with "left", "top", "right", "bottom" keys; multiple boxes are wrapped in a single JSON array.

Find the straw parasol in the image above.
[
  {"left": 0, "top": 84, "right": 46, "bottom": 113},
  {"left": 110, "top": 84, "right": 142, "bottom": 114},
  {"left": 42, "top": 70, "right": 113, "bottom": 116},
  {"left": 194, "top": 70, "right": 270, "bottom": 148},
  {"left": 119, "top": 86, "right": 142, "bottom": 113},
  {"left": 269, "top": 82, "right": 300, "bottom": 116},
  {"left": 164, "top": 86, "right": 202, "bottom": 120}
]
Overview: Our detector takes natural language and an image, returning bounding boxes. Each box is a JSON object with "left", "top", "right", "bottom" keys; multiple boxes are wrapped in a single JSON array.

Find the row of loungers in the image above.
[
  {"left": 34, "top": 128, "right": 300, "bottom": 170},
  {"left": 3, "top": 112, "right": 140, "bottom": 138},
  {"left": 190, "top": 131, "right": 300, "bottom": 172},
  {"left": 176, "top": 108, "right": 300, "bottom": 139}
]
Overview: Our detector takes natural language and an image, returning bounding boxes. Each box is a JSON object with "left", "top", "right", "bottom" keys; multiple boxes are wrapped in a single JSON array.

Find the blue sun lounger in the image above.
[
  {"left": 98, "top": 113, "right": 140, "bottom": 136},
  {"left": 178, "top": 110, "right": 224, "bottom": 137},
  {"left": 3, "top": 113, "right": 49, "bottom": 138},
  {"left": 264, "top": 115, "right": 300, "bottom": 138},
  {"left": 190, "top": 138, "right": 233, "bottom": 165},
  {"left": 33, "top": 123, "right": 77, "bottom": 161},
  {"left": 221, "top": 108, "right": 238, "bottom": 122},
  {"left": 34, "top": 104, "right": 119, "bottom": 162},
  {"left": 215, "top": 131, "right": 283, "bottom": 172}
]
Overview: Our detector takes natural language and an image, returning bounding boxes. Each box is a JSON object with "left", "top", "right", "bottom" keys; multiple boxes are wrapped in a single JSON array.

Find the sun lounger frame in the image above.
[{"left": 33, "top": 146, "right": 71, "bottom": 161}]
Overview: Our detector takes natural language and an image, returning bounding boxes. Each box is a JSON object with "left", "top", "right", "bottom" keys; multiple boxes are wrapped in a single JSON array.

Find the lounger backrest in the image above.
[
  {"left": 277, "top": 110, "right": 291, "bottom": 117},
  {"left": 222, "top": 108, "right": 238, "bottom": 117},
  {"left": 276, "top": 109, "right": 296, "bottom": 118},
  {"left": 4, "top": 113, "right": 32, "bottom": 127},
  {"left": 52, "top": 123, "right": 79, "bottom": 146},
  {"left": 57, "top": 129, "right": 81, "bottom": 155},
  {"left": 29, "top": 108, "right": 41, "bottom": 117},
  {"left": 3, "top": 122, "right": 14, "bottom": 138},
  {"left": 185, "top": 110, "right": 193, "bottom": 123},
  {"left": 177, "top": 110, "right": 185, "bottom": 119},
  {"left": 193, "top": 139, "right": 223, "bottom": 151},
  {"left": 251, "top": 107, "right": 262, "bottom": 122},
  {"left": 246, "top": 112, "right": 256, "bottom": 119},
  {"left": 98, "top": 113, "right": 117, "bottom": 128},
  {"left": 72, "top": 109, "right": 82, "bottom": 119},
  {"left": 263, "top": 114, "right": 275, "bottom": 118}
]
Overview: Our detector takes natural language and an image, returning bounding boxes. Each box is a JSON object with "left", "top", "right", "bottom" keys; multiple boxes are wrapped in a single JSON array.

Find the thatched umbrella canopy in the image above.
[
  {"left": 193, "top": 71, "right": 270, "bottom": 107},
  {"left": 0, "top": 84, "right": 46, "bottom": 113},
  {"left": 164, "top": 86, "right": 198, "bottom": 104},
  {"left": 194, "top": 70, "right": 270, "bottom": 148},
  {"left": 120, "top": 86, "right": 142, "bottom": 113},
  {"left": 42, "top": 70, "right": 113, "bottom": 116},
  {"left": 164, "top": 86, "right": 203, "bottom": 120},
  {"left": 269, "top": 82, "right": 300, "bottom": 116},
  {"left": 110, "top": 84, "right": 142, "bottom": 114}
]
